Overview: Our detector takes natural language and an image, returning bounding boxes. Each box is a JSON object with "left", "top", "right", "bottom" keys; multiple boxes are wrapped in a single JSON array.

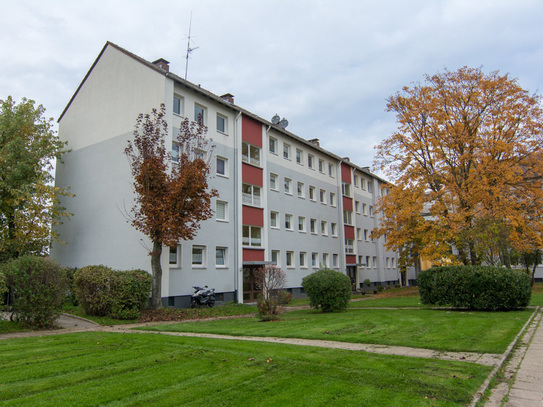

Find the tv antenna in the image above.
[{"left": 184, "top": 12, "right": 199, "bottom": 80}]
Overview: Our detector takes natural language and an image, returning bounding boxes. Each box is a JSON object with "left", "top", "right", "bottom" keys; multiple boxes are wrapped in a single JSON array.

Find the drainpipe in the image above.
[{"left": 234, "top": 111, "right": 242, "bottom": 303}]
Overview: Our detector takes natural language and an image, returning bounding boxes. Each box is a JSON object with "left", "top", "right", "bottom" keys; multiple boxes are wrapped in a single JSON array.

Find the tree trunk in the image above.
[{"left": 150, "top": 240, "right": 163, "bottom": 309}]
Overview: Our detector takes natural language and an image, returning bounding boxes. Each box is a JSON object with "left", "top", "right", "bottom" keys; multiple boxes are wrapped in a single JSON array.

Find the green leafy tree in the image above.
[
  {"left": 0, "top": 96, "right": 71, "bottom": 261},
  {"left": 125, "top": 105, "right": 217, "bottom": 309}
]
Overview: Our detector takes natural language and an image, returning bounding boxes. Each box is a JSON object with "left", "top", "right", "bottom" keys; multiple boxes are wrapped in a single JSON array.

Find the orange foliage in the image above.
[{"left": 373, "top": 67, "right": 543, "bottom": 266}]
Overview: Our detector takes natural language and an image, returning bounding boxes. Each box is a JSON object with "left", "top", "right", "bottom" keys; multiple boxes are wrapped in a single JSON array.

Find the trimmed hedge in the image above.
[
  {"left": 74, "top": 266, "right": 152, "bottom": 319},
  {"left": 1, "top": 256, "right": 67, "bottom": 328},
  {"left": 418, "top": 265, "right": 531, "bottom": 310},
  {"left": 302, "top": 268, "right": 352, "bottom": 312}
]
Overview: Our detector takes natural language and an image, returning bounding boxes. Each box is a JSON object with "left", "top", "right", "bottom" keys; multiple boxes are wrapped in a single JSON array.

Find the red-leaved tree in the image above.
[{"left": 125, "top": 104, "right": 217, "bottom": 308}]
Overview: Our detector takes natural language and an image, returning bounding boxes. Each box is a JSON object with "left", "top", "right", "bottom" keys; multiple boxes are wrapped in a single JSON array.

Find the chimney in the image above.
[
  {"left": 308, "top": 138, "right": 320, "bottom": 147},
  {"left": 343, "top": 157, "right": 350, "bottom": 162},
  {"left": 152, "top": 58, "right": 170, "bottom": 72},
  {"left": 220, "top": 93, "right": 235, "bottom": 104}
]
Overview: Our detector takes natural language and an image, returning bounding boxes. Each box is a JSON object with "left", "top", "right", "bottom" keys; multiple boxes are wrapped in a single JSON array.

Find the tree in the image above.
[
  {"left": 0, "top": 96, "right": 71, "bottom": 261},
  {"left": 125, "top": 104, "right": 217, "bottom": 309},
  {"left": 373, "top": 67, "right": 543, "bottom": 266},
  {"left": 254, "top": 263, "right": 287, "bottom": 321}
]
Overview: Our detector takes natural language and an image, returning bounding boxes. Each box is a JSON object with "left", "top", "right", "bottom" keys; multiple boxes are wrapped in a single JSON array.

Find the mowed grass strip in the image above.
[
  {"left": 142, "top": 308, "right": 532, "bottom": 354},
  {"left": 0, "top": 331, "right": 490, "bottom": 407}
]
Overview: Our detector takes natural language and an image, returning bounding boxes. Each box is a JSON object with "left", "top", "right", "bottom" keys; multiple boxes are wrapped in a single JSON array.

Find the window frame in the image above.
[
  {"left": 216, "top": 247, "right": 228, "bottom": 267},
  {"left": 216, "top": 200, "right": 228, "bottom": 222},
  {"left": 192, "top": 245, "right": 206, "bottom": 267}
]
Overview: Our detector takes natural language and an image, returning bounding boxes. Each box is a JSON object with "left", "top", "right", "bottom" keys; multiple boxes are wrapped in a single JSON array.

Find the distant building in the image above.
[{"left": 51, "top": 42, "right": 402, "bottom": 307}]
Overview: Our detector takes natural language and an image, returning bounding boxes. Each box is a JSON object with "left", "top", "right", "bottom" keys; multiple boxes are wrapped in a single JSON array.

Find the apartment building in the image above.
[{"left": 51, "top": 42, "right": 400, "bottom": 307}]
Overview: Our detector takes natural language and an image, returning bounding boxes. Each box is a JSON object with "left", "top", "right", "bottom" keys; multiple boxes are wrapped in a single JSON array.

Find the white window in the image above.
[
  {"left": 242, "top": 225, "right": 262, "bottom": 247},
  {"left": 311, "top": 252, "right": 318, "bottom": 268},
  {"left": 369, "top": 206, "right": 374, "bottom": 216},
  {"left": 216, "top": 201, "right": 227, "bottom": 221},
  {"left": 328, "top": 163, "right": 334, "bottom": 177},
  {"left": 358, "top": 255, "right": 364, "bottom": 266},
  {"left": 172, "top": 142, "right": 180, "bottom": 162},
  {"left": 331, "top": 222, "right": 337, "bottom": 237},
  {"left": 373, "top": 256, "right": 377, "bottom": 268},
  {"left": 297, "top": 182, "right": 305, "bottom": 198},
  {"left": 319, "top": 159, "right": 325, "bottom": 173},
  {"left": 310, "top": 218, "right": 317, "bottom": 234},
  {"left": 285, "top": 214, "right": 293, "bottom": 230},
  {"left": 321, "top": 220, "right": 328, "bottom": 236},
  {"left": 169, "top": 245, "right": 180, "bottom": 266},
  {"left": 330, "top": 192, "right": 336, "bottom": 207},
  {"left": 269, "top": 137, "right": 278, "bottom": 154},
  {"left": 299, "top": 252, "right": 307, "bottom": 268},
  {"left": 173, "top": 95, "right": 183, "bottom": 115},
  {"left": 322, "top": 253, "right": 329, "bottom": 267},
  {"left": 366, "top": 256, "right": 371, "bottom": 268},
  {"left": 342, "top": 182, "right": 351, "bottom": 197},
  {"left": 368, "top": 182, "right": 374, "bottom": 193},
  {"left": 357, "top": 228, "right": 362, "bottom": 240},
  {"left": 343, "top": 210, "right": 353, "bottom": 225},
  {"left": 363, "top": 203, "right": 368, "bottom": 215},
  {"left": 271, "top": 250, "right": 280, "bottom": 266},
  {"left": 283, "top": 143, "right": 291, "bottom": 160},
  {"left": 192, "top": 245, "right": 206, "bottom": 266},
  {"left": 354, "top": 175, "right": 358, "bottom": 187},
  {"left": 216, "top": 114, "right": 227, "bottom": 133},
  {"left": 345, "top": 239, "right": 354, "bottom": 254},
  {"left": 296, "top": 149, "right": 303, "bottom": 164},
  {"left": 242, "top": 183, "right": 261, "bottom": 206},
  {"left": 355, "top": 201, "right": 361, "bottom": 213},
  {"left": 391, "top": 258, "right": 396, "bottom": 268},
  {"left": 284, "top": 178, "right": 292, "bottom": 194},
  {"left": 194, "top": 104, "right": 206, "bottom": 124},
  {"left": 364, "top": 229, "right": 369, "bottom": 241},
  {"left": 308, "top": 154, "right": 314, "bottom": 169},
  {"left": 386, "top": 257, "right": 390, "bottom": 268},
  {"left": 270, "top": 211, "right": 279, "bottom": 228},
  {"left": 216, "top": 247, "right": 227, "bottom": 267},
  {"left": 309, "top": 186, "right": 316, "bottom": 201},
  {"left": 286, "top": 251, "right": 294, "bottom": 267},
  {"left": 319, "top": 189, "right": 326, "bottom": 204},
  {"left": 270, "top": 173, "right": 278, "bottom": 191},
  {"left": 298, "top": 216, "right": 306, "bottom": 232},
  {"left": 216, "top": 156, "right": 227, "bottom": 177},
  {"left": 333, "top": 254, "right": 339, "bottom": 268},
  {"left": 361, "top": 178, "right": 366, "bottom": 190},
  {"left": 242, "top": 142, "right": 261, "bottom": 166}
]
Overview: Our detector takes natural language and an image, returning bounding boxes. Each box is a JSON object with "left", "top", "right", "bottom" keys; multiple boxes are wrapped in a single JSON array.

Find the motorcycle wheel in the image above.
[
  {"left": 191, "top": 299, "right": 198, "bottom": 308},
  {"left": 207, "top": 298, "right": 215, "bottom": 308}
]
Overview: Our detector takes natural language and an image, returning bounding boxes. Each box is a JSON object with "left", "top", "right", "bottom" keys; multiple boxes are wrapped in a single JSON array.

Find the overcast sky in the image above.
[{"left": 2, "top": 0, "right": 543, "bottom": 172}]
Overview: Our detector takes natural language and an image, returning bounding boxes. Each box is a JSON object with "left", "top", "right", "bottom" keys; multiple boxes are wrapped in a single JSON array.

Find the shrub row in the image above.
[
  {"left": 74, "top": 266, "right": 152, "bottom": 319},
  {"left": 418, "top": 265, "right": 531, "bottom": 310},
  {"left": 302, "top": 267, "right": 352, "bottom": 312},
  {"left": 1, "top": 256, "right": 67, "bottom": 328}
]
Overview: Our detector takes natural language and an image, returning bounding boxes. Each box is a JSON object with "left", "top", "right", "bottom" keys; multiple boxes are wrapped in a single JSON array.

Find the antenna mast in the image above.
[{"left": 184, "top": 12, "right": 199, "bottom": 80}]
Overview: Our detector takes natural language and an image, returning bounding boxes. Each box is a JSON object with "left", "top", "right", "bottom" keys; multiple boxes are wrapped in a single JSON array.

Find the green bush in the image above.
[
  {"left": 1, "top": 256, "right": 67, "bottom": 328},
  {"left": 418, "top": 265, "right": 531, "bottom": 310},
  {"left": 0, "top": 271, "right": 7, "bottom": 303},
  {"left": 74, "top": 266, "right": 151, "bottom": 319},
  {"left": 302, "top": 268, "right": 352, "bottom": 312},
  {"left": 64, "top": 267, "right": 78, "bottom": 305}
]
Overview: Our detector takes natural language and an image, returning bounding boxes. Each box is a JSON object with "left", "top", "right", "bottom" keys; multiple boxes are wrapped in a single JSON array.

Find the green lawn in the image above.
[
  {"left": 142, "top": 308, "right": 532, "bottom": 354},
  {"left": 0, "top": 331, "right": 491, "bottom": 406}
]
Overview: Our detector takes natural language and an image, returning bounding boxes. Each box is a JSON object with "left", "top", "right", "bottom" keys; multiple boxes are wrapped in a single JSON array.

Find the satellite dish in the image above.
[
  {"left": 278, "top": 118, "right": 289, "bottom": 130},
  {"left": 271, "top": 114, "right": 280, "bottom": 125}
]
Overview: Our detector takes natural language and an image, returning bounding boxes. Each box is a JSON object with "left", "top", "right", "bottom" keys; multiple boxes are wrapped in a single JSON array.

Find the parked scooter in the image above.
[{"left": 191, "top": 286, "right": 216, "bottom": 308}]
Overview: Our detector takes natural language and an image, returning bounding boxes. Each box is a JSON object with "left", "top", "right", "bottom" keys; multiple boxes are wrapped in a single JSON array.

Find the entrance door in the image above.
[
  {"left": 346, "top": 266, "right": 357, "bottom": 290},
  {"left": 243, "top": 266, "right": 260, "bottom": 302}
]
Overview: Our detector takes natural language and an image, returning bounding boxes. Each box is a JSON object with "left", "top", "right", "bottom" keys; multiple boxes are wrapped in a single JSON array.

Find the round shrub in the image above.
[
  {"left": 302, "top": 268, "right": 352, "bottom": 312},
  {"left": 74, "top": 266, "right": 152, "bottom": 319},
  {"left": 74, "top": 265, "right": 116, "bottom": 316},
  {"left": 1, "top": 256, "right": 67, "bottom": 328},
  {"left": 418, "top": 265, "right": 531, "bottom": 310}
]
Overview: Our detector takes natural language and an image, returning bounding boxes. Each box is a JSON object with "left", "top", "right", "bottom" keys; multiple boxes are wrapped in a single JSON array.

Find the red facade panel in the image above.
[
  {"left": 243, "top": 248, "right": 265, "bottom": 262},
  {"left": 341, "top": 163, "right": 352, "bottom": 183},
  {"left": 242, "top": 162, "right": 263, "bottom": 186},
  {"left": 342, "top": 196, "right": 353, "bottom": 211},
  {"left": 243, "top": 205, "right": 264, "bottom": 226},
  {"left": 346, "top": 254, "right": 357, "bottom": 265},
  {"left": 242, "top": 115, "right": 262, "bottom": 147},
  {"left": 344, "top": 225, "right": 355, "bottom": 240}
]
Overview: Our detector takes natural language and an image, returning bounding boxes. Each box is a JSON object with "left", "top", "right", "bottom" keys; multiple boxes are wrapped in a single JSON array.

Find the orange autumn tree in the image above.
[
  {"left": 125, "top": 105, "right": 217, "bottom": 309},
  {"left": 373, "top": 67, "right": 543, "bottom": 267}
]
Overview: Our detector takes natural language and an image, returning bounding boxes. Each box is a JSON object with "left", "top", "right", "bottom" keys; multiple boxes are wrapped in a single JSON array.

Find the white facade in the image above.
[{"left": 51, "top": 42, "right": 400, "bottom": 306}]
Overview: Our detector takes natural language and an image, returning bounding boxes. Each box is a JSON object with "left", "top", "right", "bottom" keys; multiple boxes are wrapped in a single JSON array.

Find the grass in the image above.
[
  {"left": 141, "top": 307, "right": 532, "bottom": 354},
  {"left": 0, "top": 331, "right": 491, "bottom": 406}
]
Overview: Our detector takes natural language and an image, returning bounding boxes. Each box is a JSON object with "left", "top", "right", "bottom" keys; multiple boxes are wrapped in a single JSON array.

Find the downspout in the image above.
[{"left": 234, "top": 110, "right": 242, "bottom": 303}]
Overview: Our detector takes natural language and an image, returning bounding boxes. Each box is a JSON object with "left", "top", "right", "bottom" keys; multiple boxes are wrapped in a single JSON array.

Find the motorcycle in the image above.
[{"left": 191, "top": 285, "right": 216, "bottom": 308}]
